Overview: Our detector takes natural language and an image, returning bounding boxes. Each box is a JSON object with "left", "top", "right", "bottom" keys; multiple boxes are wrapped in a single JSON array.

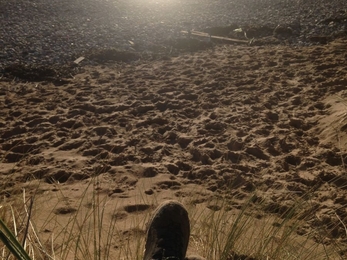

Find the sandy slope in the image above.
[{"left": 1, "top": 38, "right": 347, "bottom": 258}]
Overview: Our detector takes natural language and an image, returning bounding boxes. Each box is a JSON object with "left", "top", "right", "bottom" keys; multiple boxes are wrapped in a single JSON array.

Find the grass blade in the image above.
[{"left": 0, "top": 218, "right": 32, "bottom": 260}]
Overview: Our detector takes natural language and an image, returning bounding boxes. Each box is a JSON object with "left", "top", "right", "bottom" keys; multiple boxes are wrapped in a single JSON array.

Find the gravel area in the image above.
[{"left": 1, "top": 0, "right": 347, "bottom": 69}]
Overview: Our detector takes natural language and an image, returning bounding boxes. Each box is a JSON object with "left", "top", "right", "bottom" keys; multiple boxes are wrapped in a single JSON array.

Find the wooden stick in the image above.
[{"left": 181, "top": 30, "right": 249, "bottom": 44}]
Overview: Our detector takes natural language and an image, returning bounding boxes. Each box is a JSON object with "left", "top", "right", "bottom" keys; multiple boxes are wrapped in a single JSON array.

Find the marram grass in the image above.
[{"left": 0, "top": 181, "right": 346, "bottom": 260}]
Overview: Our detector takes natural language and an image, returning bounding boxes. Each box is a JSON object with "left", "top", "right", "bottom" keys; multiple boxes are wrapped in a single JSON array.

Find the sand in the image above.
[
  {"left": 3, "top": 0, "right": 347, "bottom": 256},
  {"left": 1, "top": 35, "right": 347, "bottom": 259}
]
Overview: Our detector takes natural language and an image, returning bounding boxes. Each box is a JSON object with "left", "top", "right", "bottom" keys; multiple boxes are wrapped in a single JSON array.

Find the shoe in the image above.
[{"left": 144, "top": 200, "right": 190, "bottom": 260}]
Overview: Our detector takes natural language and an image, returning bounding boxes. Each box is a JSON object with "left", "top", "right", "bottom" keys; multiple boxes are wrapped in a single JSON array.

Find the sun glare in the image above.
[{"left": 147, "top": 0, "right": 180, "bottom": 4}]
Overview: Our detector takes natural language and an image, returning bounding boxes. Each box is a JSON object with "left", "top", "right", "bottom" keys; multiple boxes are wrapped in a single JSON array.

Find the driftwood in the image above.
[
  {"left": 181, "top": 30, "right": 249, "bottom": 45},
  {"left": 74, "top": 56, "right": 85, "bottom": 64}
]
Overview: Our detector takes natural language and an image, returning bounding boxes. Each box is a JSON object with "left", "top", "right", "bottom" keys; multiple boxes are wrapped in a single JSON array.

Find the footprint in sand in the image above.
[
  {"left": 54, "top": 206, "right": 77, "bottom": 215},
  {"left": 123, "top": 204, "right": 152, "bottom": 214}
]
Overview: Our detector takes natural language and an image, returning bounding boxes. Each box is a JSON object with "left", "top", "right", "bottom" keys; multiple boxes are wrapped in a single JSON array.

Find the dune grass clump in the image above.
[
  {"left": 0, "top": 178, "right": 147, "bottom": 260},
  {"left": 1, "top": 178, "right": 345, "bottom": 260},
  {"left": 187, "top": 193, "right": 342, "bottom": 260}
]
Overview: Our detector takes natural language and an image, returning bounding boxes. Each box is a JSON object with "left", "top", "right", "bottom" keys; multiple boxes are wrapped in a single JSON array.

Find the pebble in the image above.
[{"left": 0, "top": 0, "right": 346, "bottom": 70}]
